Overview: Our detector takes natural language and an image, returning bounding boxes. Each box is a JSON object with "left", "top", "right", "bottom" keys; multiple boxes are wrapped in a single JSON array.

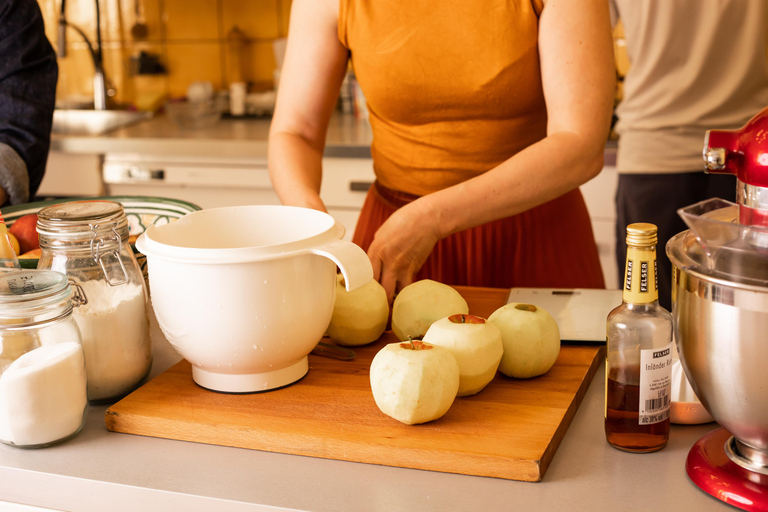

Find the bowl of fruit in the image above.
[{"left": 1, "top": 196, "right": 202, "bottom": 275}]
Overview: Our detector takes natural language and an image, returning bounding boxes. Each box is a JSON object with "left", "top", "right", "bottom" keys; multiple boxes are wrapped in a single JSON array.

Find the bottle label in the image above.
[
  {"left": 623, "top": 246, "right": 658, "bottom": 304},
  {"left": 638, "top": 342, "right": 672, "bottom": 424}
]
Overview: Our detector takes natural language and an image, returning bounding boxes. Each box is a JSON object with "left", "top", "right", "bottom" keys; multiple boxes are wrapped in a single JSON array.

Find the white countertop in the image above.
[
  {"left": 0, "top": 307, "right": 730, "bottom": 512},
  {"left": 50, "top": 113, "right": 374, "bottom": 160}
]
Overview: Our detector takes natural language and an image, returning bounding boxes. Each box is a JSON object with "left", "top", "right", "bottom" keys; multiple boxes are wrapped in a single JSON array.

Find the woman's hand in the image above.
[{"left": 367, "top": 198, "right": 443, "bottom": 303}]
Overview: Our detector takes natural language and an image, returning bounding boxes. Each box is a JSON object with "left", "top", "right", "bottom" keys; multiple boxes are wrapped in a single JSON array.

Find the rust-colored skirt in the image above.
[{"left": 352, "top": 182, "right": 606, "bottom": 289}]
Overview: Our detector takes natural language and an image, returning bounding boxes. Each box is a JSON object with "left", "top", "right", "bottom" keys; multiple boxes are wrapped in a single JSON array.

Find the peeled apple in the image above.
[
  {"left": 369, "top": 340, "right": 459, "bottom": 425},
  {"left": 423, "top": 314, "right": 503, "bottom": 396},
  {"left": 391, "top": 280, "right": 468, "bottom": 341},
  {"left": 326, "top": 274, "right": 389, "bottom": 346},
  {"left": 487, "top": 303, "right": 560, "bottom": 379}
]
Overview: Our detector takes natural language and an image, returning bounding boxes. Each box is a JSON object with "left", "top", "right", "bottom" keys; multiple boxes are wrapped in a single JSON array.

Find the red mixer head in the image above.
[{"left": 705, "top": 106, "right": 768, "bottom": 227}]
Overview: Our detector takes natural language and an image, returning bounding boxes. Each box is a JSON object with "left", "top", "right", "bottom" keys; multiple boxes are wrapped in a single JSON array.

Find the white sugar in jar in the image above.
[{"left": 0, "top": 270, "right": 88, "bottom": 448}]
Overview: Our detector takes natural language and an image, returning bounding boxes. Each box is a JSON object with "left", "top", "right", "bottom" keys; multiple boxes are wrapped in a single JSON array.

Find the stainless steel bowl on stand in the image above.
[{"left": 668, "top": 198, "right": 768, "bottom": 510}]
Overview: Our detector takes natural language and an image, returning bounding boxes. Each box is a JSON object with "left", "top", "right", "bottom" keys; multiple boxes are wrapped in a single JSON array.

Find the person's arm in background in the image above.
[
  {"left": 364, "top": 0, "right": 616, "bottom": 299},
  {"left": 267, "top": 0, "right": 348, "bottom": 213},
  {"left": 0, "top": 0, "right": 58, "bottom": 206}
]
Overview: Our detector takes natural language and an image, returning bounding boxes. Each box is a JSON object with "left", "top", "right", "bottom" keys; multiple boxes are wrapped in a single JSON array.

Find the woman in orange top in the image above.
[{"left": 269, "top": 0, "right": 615, "bottom": 302}]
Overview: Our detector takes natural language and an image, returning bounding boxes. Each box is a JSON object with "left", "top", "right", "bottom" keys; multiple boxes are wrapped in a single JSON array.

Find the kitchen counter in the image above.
[
  {"left": 50, "top": 113, "right": 374, "bottom": 160},
  {"left": 0, "top": 304, "right": 730, "bottom": 512},
  {"left": 49, "top": 112, "right": 617, "bottom": 163}
]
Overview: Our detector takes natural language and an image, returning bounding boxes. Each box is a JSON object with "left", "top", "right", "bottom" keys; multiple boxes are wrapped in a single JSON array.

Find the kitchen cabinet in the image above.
[
  {"left": 319, "top": 157, "right": 375, "bottom": 240},
  {"left": 102, "top": 153, "right": 375, "bottom": 241},
  {"left": 39, "top": 151, "right": 104, "bottom": 198},
  {"left": 580, "top": 160, "right": 619, "bottom": 289},
  {"left": 102, "top": 153, "right": 282, "bottom": 208}
]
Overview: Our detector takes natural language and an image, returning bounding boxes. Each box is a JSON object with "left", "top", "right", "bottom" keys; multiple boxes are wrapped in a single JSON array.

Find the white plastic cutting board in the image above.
[{"left": 506, "top": 288, "right": 622, "bottom": 344}]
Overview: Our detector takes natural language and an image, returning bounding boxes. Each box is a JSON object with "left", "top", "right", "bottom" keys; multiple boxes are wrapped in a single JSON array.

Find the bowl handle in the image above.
[
  {"left": 309, "top": 239, "right": 373, "bottom": 292},
  {"left": 334, "top": 221, "right": 346, "bottom": 240}
]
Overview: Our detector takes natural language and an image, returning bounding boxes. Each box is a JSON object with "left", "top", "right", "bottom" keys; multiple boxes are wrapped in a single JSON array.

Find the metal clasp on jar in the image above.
[
  {"left": 90, "top": 224, "right": 129, "bottom": 286},
  {"left": 68, "top": 279, "right": 88, "bottom": 307}
]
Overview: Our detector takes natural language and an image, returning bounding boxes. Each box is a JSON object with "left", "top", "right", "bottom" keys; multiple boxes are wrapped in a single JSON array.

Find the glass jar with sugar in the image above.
[
  {"left": 37, "top": 200, "right": 152, "bottom": 403},
  {"left": 0, "top": 269, "right": 88, "bottom": 448}
]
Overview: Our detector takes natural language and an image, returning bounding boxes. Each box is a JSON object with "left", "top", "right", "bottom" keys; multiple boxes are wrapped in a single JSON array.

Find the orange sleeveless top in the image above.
[{"left": 338, "top": 0, "right": 547, "bottom": 197}]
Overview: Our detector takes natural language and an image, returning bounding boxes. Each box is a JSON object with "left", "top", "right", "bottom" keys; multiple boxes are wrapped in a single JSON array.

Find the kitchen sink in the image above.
[{"left": 52, "top": 109, "right": 152, "bottom": 136}]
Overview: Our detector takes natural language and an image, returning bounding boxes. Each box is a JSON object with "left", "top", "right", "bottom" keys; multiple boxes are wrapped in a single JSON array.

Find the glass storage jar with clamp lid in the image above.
[
  {"left": 36, "top": 200, "right": 152, "bottom": 403},
  {"left": 0, "top": 269, "right": 88, "bottom": 448}
]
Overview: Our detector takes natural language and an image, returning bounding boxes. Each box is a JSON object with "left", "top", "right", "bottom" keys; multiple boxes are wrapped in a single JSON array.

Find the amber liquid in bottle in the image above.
[
  {"left": 605, "top": 368, "right": 670, "bottom": 452},
  {"left": 605, "top": 223, "right": 672, "bottom": 453}
]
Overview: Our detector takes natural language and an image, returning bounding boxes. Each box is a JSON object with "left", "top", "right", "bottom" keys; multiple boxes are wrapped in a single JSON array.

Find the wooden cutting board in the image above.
[{"left": 106, "top": 286, "right": 603, "bottom": 482}]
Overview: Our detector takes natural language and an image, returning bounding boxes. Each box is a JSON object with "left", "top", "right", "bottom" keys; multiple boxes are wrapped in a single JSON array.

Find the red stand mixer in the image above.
[
  {"left": 668, "top": 106, "right": 768, "bottom": 511},
  {"left": 705, "top": 105, "right": 768, "bottom": 228}
]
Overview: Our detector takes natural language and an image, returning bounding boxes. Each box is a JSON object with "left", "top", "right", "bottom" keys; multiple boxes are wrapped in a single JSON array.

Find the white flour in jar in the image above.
[
  {"left": 73, "top": 280, "right": 151, "bottom": 401},
  {"left": 0, "top": 342, "right": 87, "bottom": 447}
]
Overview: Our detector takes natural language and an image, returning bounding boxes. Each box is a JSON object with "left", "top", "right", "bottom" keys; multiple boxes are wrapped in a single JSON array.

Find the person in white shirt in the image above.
[{"left": 610, "top": 0, "right": 768, "bottom": 310}]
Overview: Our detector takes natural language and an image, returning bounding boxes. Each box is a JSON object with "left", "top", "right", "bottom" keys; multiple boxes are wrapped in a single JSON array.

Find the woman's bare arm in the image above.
[{"left": 268, "top": 0, "right": 349, "bottom": 212}]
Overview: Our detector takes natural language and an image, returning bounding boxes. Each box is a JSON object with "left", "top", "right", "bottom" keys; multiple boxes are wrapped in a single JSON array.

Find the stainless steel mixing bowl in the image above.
[{"left": 668, "top": 230, "right": 768, "bottom": 474}]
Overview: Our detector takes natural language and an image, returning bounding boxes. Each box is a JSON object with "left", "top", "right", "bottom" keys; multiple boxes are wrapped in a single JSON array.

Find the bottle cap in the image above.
[{"left": 626, "top": 223, "right": 658, "bottom": 247}]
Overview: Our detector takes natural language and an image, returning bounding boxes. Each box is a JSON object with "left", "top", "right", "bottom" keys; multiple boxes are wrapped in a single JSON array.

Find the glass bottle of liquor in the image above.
[
  {"left": 0, "top": 211, "right": 20, "bottom": 272},
  {"left": 605, "top": 223, "right": 672, "bottom": 452}
]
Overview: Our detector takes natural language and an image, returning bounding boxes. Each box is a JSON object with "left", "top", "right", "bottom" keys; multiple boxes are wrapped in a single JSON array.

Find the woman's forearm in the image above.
[
  {"left": 268, "top": 129, "right": 328, "bottom": 212},
  {"left": 420, "top": 129, "right": 608, "bottom": 240}
]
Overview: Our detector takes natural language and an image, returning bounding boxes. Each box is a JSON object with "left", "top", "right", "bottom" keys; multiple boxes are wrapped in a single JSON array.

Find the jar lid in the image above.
[
  {"left": 0, "top": 270, "right": 70, "bottom": 302},
  {"left": 0, "top": 270, "right": 73, "bottom": 323},
  {"left": 37, "top": 200, "right": 129, "bottom": 243},
  {"left": 38, "top": 200, "right": 124, "bottom": 223}
]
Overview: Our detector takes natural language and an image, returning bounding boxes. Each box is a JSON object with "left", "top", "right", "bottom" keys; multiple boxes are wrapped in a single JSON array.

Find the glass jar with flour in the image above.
[
  {"left": 37, "top": 200, "right": 152, "bottom": 402},
  {"left": 0, "top": 270, "right": 88, "bottom": 448}
]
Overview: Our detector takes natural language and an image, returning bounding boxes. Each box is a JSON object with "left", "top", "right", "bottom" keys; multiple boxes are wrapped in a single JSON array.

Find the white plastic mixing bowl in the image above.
[{"left": 136, "top": 205, "right": 373, "bottom": 393}]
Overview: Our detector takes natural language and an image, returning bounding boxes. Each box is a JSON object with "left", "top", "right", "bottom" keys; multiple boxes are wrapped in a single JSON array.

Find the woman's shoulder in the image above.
[
  {"left": 290, "top": 0, "right": 340, "bottom": 25},
  {"left": 293, "top": 0, "right": 339, "bottom": 17}
]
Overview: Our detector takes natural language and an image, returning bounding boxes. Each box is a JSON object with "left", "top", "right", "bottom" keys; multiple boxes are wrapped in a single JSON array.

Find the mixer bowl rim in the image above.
[{"left": 667, "top": 230, "right": 768, "bottom": 294}]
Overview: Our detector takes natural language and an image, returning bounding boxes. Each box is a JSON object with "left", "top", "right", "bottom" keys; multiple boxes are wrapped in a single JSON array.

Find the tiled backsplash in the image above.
[{"left": 37, "top": 0, "right": 292, "bottom": 109}]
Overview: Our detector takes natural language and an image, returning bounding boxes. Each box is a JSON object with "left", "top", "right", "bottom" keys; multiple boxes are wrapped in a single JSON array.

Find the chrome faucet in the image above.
[{"left": 57, "top": 0, "right": 111, "bottom": 110}]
